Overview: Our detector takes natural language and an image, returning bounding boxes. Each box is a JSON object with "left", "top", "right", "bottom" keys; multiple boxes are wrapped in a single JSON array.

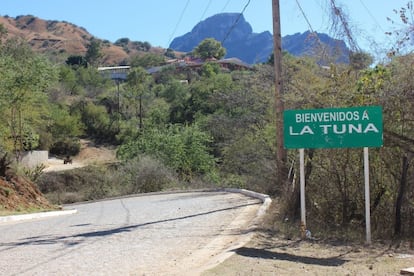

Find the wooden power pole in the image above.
[{"left": 272, "top": 0, "right": 287, "bottom": 187}]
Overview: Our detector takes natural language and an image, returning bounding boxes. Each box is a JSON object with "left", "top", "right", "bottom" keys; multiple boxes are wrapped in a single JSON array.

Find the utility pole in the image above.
[{"left": 272, "top": 0, "right": 287, "bottom": 187}]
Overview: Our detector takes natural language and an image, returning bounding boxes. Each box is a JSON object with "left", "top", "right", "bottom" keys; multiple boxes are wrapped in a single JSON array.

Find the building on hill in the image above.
[{"left": 98, "top": 57, "right": 253, "bottom": 82}]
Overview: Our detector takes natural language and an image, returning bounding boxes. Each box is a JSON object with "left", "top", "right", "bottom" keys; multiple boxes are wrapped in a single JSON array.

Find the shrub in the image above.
[
  {"left": 117, "top": 124, "right": 217, "bottom": 179},
  {"left": 116, "top": 155, "right": 177, "bottom": 194},
  {"left": 37, "top": 165, "right": 112, "bottom": 204},
  {"left": 49, "top": 138, "right": 81, "bottom": 157}
]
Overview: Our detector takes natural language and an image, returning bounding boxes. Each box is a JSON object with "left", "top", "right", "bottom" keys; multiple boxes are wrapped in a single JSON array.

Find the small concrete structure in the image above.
[{"left": 20, "top": 151, "right": 48, "bottom": 168}]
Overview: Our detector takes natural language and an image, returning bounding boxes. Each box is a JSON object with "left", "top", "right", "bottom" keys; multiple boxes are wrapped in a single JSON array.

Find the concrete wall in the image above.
[{"left": 20, "top": 151, "right": 48, "bottom": 168}]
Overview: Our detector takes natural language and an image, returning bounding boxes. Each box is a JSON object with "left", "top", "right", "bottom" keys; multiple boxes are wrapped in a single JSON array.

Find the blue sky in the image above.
[{"left": 1, "top": 0, "right": 409, "bottom": 55}]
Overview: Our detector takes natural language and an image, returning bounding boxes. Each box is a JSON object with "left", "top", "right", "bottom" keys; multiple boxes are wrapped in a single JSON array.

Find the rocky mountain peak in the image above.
[{"left": 170, "top": 13, "right": 349, "bottom": 64}]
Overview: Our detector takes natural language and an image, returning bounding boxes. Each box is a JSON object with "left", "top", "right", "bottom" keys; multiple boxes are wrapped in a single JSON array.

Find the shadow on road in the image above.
[{"left": 233, "top": 247, "right": 348, "bottom": 267}]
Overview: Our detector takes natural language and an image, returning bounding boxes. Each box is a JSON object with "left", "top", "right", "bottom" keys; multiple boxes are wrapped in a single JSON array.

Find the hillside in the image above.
[
  {"left": 0, "top": 15, "right": 166, "bottom": 65},
  {"left": 0, "top": 175, "right": 53, "bottom": 214}
]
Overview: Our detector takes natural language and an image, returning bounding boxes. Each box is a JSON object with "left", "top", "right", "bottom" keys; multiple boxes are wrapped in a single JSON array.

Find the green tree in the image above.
[
  {"left": 125, "top": 67, "right": 153, "bottom": 129},
  {"left": 85, "top": 38, "right": 103, "bottom": 67},
  {"left": 0, "top": 38, "right": 56, "bottom": 156},
  {"left": 193, "top": 38, "right": 226, "bottom": 60},
  {"left": 66, "top": 55, "right": 88, "bottom": 68},
  {"left": 130, "top": 53, "right": 165, "bottom": 68},
  {"left": 160, "top": 80, "right": 190, "bottom": 123},
  {"left": 74, "top": 101, "right": 117, "bottom": 143}
]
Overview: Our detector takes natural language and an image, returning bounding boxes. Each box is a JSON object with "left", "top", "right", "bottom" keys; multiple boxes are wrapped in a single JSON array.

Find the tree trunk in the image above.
[
  {"left": 394, "top": 155, "right": 409, "bottom": 237},
  {"left": 139, "top": 95, "right": 143, "bottom": 129}
]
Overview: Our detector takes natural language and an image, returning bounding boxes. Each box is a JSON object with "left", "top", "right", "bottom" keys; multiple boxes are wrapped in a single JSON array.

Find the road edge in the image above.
[
  {"left": 0, "top": 209, "right": 78, "bottom": 224},
  {"left": 194, "top": 188, "right": 272, "bottom": 275}
]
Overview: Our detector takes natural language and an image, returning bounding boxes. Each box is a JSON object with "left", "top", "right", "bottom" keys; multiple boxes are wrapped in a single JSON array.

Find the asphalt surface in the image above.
[{"left": 0, "top": 191, "right": 264, "bottom": 275}]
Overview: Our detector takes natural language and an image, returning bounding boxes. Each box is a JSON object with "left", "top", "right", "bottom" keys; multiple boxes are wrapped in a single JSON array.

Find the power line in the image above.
[
  {"left": 295, "top": 0, "right": 331, "bottom": 62},
  {"left": 359, "top": 0, "right": 385, "bottom": 33},
  {"left": 295, "top": 0, "right": 316, "bottom": 33},
  {"left": 167, "top": 0, "right": 191, "bottom": 46},
  {"left": 199, "top": 0, "right": 213, "bottom": 22},
  {"left": 221, "top": 0, "right": 232, "bottom": 12},
  {"left": 221, "top": 0, "right": 251, "bottom": 44}
]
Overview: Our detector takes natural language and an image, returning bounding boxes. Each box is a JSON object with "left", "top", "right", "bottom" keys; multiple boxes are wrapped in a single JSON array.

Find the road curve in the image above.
[{"left": 0, "top": 191, "right": 262, "bottom": 275}]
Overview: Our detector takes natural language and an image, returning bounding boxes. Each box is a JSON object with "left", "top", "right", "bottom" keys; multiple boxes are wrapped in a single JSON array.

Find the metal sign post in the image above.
[
  {"left": 364, "top": 147, "right": 371, "bottom": 244},
  {"left": 299, "top": 148, "right": 306, "bottom": 235}
]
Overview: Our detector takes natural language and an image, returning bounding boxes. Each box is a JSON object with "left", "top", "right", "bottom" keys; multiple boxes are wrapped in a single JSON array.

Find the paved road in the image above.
[{"left": 0, "top": 191, "right": 261, "bottom": 275}]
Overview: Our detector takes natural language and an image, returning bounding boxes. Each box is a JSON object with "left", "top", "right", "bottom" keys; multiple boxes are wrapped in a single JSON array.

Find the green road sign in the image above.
[{"left": 284, "top": 106, "right": 383, "bottom": 149}]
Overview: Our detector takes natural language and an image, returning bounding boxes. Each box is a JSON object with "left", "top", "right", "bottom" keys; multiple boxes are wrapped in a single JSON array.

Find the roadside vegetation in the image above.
[{"left": 1, "top": 3, "right": 414, "bottom": 246}]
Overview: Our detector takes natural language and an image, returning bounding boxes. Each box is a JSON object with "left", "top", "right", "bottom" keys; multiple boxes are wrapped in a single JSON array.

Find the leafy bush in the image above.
[
  {"left": 76, "top": 101, "right": 118, "bottom": 142},
  {"left": 116, "top": 155, "right": 177, "bottom": 194},
  {"left": 117, "top": 124, "right": 217, "bottom": 178},
  {"left": 37, "top": 160, "right": 179, "bottom": 204},
  {"left": 0, "top": 151, "right": 12, "bottom": 177},
  {"left": 49, "top": 138, "right": 81, "bottom": 157},
  {"left": 37, "top": 165, "right": 113, "bottom": 204},
  {"left": 23, "top": 163, "right": 46, "bottom": 182}
]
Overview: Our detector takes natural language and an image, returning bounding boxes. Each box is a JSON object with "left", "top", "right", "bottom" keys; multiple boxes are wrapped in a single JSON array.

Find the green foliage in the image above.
[
  {"left": 23, "top": 163, "right": 46, "bottom": 182},
  {"left": 165, "top": 48, "right": 176, "bottom": 58},
  {"left": 117, "top": 124, "right": 216, "bottom": 178},
  {"left": 37, "top": 166, "right": 113, "bottom": 204},
  {"left": 58, "top": 65, "right": 81, "bottom": 95},
  {"left": 75, "top": 67, "right": 111, "bottom": 97},
  {"left": 65, "top": 55, "right": 88, "bottom": 68},
  {"left": 160, "top": 80, "right": 191, "bottom": 123},
  {"left": 193, "top": 38, "right": 226, "bottom": 60},
  {"left": 114, "top": 37, "right": 130, "bottom": 47},
  {"left": 76, "top": 101, "right": 118, "bottom": 142},
  {"left": 116, "top": 155, "right": 177, "bottom": 194},
  {"left": 85, "top": 38, "right": 103, "bottom": 66},
  {"left": 0, "top": 151, "right": 12, "bottom": 177},
  {"left": 124, "top": 67, "right": 153, "bottom": 129},
  {"left": 21, "top": 125, "right": 40, "bottom": 151},
  {"left": 186, "top": 73, "right": 234, "bottom": 122},
  {"left": 49, "top": 104, "right": 85, "bottom": 139},
  {"left": 49, "top": 138, "right": 81, "bottom": 156},
  {"left": 349, "top": 51, "right": 373, "bottom": 70},
  {"left": 133, "top": 41, "right": 151, "bottom": 52},
  {"left": 130, "top": 53, "right": 165, "bottom": 68},
  {"left": 146, "top": 98, "right": 170, "bottom": 127},
  {"left": 200, "top": 62, "right": 220, "bottom": 77},
  {"left": 356, "top": 65, "right": 390, "bottom": 100},
  {"left": 0, "top": 38, "right": 57, "bottom": 153}
]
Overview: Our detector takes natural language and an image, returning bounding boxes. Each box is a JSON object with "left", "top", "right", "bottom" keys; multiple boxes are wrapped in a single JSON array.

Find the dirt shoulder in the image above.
[
  {"left": 203, "top": 231, "right": 414, "bottom": 275},
  {"left": 202, "top": 198, "right": 414, "bottom": 275}
]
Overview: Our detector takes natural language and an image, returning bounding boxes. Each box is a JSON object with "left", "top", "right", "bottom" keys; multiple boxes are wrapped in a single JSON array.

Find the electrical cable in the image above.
[
  {"left": 167, "top": 0, "right": 191, "bottom": 46},
  {"left": 221, "top": 0, "right": 232, "bottom": 12},
  {"left": 359, "top": 0, "right": 385, "bottom": 33},
  {"left": 221, "top": 0, "right": 251, "bottom": 44},
  {"left": 295, "top": 0, "right": 316, "bottom": 33},
  {"left": 295, "top": 0, "right": 328, "bottom": 61},
  {"left": 199, "top": 0, "right": 213, "bottom": 22}
]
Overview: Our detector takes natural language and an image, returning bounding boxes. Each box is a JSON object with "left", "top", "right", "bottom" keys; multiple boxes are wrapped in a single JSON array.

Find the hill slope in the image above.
[{"left": 0, "top": 15, "right": 165, "bottom": 65}]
